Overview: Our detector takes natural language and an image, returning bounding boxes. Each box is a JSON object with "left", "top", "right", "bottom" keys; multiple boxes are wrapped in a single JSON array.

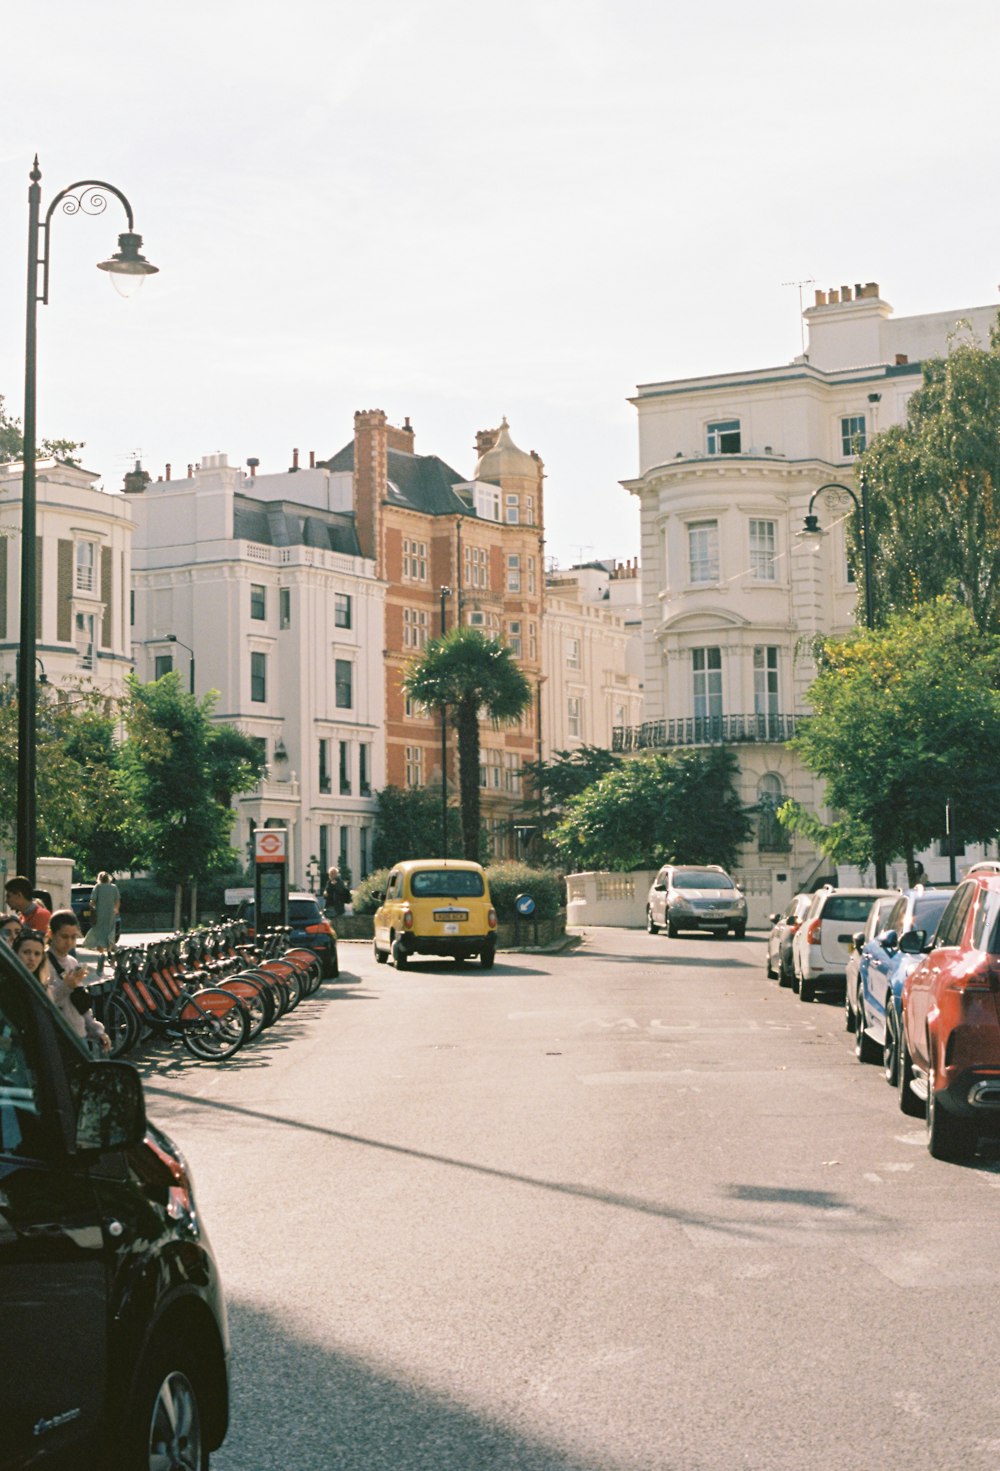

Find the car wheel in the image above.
[
  {"left": 373, "top": 938, "right": 389, "bottom": 965},
  {"left": 732, "top": 924, "right": 746, "bottom": 939},
  {"left": 855, "top": 997, "right": 879, "bottom": 1063},
  {"left": 790, "top": 967, "right": 800, "bottom": 995},
  {"left": 392, "top": 938, "right": 408, "bottom": 969},
  {"left": 799, "top": 977, "right": 815, "bottom": 1003},
  {"left": 667, "top": 918, "right": 680, "bottom": 938},
  {"left": 927, "top": 1069, "right": 977, "bottom": 1161},
  {"left": 844, "top": 987, "right": 856, "bottom": 1032},
  {"left": 646, "top": 908, "right": 659, "bottom": 935},
  {"left": 897, "top": 1031, "right": 923, "bottom": 1117},
  {"left": 765, "top": 950, "right": 776, "bottom": 979},
  {"left": 123, "top": 1347, "right": 208, "bottom": 1471},
  {"left": 883, "top": 1010, "right": 899, "bottom": 1086},
  {"left": 480, "top": 941, "right": 496, "bottom": 970}
]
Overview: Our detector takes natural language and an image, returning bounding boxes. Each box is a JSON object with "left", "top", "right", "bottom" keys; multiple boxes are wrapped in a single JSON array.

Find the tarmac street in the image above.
[{"left": 140, "top": 927, "right": 1000, "bottom": 1471}]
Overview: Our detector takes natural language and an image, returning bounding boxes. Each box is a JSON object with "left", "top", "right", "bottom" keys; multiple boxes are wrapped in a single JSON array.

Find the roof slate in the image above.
[{"left": 320, "top": 442, "right": 472, "bottom": 518}]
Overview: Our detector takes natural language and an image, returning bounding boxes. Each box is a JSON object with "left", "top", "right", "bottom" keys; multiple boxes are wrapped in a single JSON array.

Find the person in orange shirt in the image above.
[{"left": 5, "top": 876, "right": 52, "bottom": 936}]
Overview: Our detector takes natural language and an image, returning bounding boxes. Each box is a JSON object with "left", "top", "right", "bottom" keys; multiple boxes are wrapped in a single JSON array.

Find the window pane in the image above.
[
  {"left": 688, "top": 521, "right": 719, "bottom": 583},
  {"left": 335, "top": 659, "right": 353, "bottom": 708},
  {"left": 251, "top": 584, "right": 266, "bottom": 620},
  {"left": 707, "top": 419, "right": 741, "bottom": 455},
  {"left": 749, "top": 519, "right": 776, "bottom": 581}
]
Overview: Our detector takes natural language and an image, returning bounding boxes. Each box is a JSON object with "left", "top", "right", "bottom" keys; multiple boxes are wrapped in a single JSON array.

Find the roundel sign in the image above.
[{"left": 254, "top": 829, "right": 288, "bottom": 863}]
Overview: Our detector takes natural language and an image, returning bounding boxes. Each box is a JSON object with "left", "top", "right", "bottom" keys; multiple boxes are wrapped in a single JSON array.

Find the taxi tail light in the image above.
[
  {"left": 403, "top": 908, "right": 414, "bottom": 930},
  {"left": 488, "top": 907, "right": 497, "bottom": 930},
  {"left": 806, "top": 918, "right": 823, "bottom": 945}
]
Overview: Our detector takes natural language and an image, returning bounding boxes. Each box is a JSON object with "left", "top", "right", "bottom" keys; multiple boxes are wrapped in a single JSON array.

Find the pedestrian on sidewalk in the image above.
[
  {"left": 83, "top": 872, "right": 121, "bottom": 974},
  {"left": 4, "top": 876, "right": 52, "bottom": 936},
  {"left": 46, "top": 909, "right": 110, "bottom": 1054},
  {"left": 324, "top": 866, "right": 351, "bottom": 919}
]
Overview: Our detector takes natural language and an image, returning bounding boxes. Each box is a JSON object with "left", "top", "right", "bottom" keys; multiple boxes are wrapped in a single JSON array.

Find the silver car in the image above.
[{"left": 646, "top": 864, "right": 748, "bottom": 938}]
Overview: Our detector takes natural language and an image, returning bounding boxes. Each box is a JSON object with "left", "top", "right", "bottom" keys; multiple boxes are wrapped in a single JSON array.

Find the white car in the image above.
[{"left": 792, "top": 885, "right": 898, "bottom": 1003}]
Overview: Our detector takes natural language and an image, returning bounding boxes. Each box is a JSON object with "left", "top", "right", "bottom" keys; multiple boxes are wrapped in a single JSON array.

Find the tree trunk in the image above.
[
  {"left": 173, "top": 883, "right": 182, "bottom": 930},
  {"left": 455, "top": 698, "right": 482, "bottom": 861},
  {"left": 190, "top": 880, "right": 198, "bottom": 929}
]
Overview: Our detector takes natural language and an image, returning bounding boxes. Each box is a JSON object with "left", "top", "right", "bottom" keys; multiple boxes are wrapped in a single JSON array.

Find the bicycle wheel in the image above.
[
  {"left": 105, "top": 994, "right": 140, "bottom": 1058},
  {"left": 217, "top": 975, "right": 272, "bottom": 1038},
  {"left": 180, "top": 988, "right": 251, "bottom": 1061}
]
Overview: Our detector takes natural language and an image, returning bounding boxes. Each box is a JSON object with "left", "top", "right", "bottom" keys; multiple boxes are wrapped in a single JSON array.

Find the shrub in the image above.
[
  {"left": 485, "top": 862, "right": 564, "bottom": 922},
  {"left": 352, "top": 868, "right": 392, "bottom": 915}
]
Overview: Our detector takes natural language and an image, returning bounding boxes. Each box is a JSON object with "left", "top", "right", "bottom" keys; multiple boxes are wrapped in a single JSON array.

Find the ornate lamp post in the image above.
[
  {"left": 798, "top": 478, "right": 874, "bottom": 629},
  {"left": 166, "top": 634, "right": 195, "bottom": 695},
  {"left": 17, "top": 158, "right": 158, "bottom": 880}
]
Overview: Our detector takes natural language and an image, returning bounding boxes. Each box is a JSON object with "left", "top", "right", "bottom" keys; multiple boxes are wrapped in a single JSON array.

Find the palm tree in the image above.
[{"left": 402, "top": 627, "right": 533, "bottom": 861}]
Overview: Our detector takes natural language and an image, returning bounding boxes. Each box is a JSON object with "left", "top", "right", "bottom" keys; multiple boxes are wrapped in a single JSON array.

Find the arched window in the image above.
[{"left": 757, "top": 773, "right": 788, "bottom": 852}]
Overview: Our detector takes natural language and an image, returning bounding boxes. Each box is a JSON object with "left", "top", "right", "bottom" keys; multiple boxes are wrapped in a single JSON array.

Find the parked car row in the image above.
[{"left": 767, "top": 868, "right": 1000, "bottom": 1161}]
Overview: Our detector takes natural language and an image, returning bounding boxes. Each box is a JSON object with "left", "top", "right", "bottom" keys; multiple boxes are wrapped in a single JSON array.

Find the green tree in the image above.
[
  {"left": 0, "top": 392, "right": 84, "bottom": 465},
  {"left": 121, "top": 673, "right": 266, "bottom": 922},
  {"left": 372, "top": 785, "right": 464, "bottom": 868},
  {"left": 856, "top": 316, "right": 1000, "bottom": 632},
  {"left": 783, "top": 599, "right": 1000, "bottom": 883},
  {"left": 402, "top": 628, "right": 533, "bottom": 861},
  {"left": 0, "top": 682, "right": 140, "bottom": 873},
  {"left": 553, "top": 748, "right": 752, "bottom": 873}
]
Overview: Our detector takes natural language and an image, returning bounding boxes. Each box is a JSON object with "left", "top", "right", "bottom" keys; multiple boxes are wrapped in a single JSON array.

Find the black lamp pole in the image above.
[
  {"left": 801, "top": 477, "right": 874, "bottom": 629},
  {"left": 439, "top": 586, "right": 451, "bottom": 858},
  {"left": 17, "top": 158, "right": 157, "bottom": 881},
  {"left": 167, "top": 634, "right": 195, "bottom": 695}
]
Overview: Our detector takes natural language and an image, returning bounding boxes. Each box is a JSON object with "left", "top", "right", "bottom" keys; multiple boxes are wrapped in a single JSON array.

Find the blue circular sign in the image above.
[{"left": 515, "top": 893, "right": 536, "bottom": 917}]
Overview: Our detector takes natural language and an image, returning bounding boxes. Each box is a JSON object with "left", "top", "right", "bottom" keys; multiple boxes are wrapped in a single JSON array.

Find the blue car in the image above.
[{"left": 853, "top": 886, "right": 954, "bottom": 1079}]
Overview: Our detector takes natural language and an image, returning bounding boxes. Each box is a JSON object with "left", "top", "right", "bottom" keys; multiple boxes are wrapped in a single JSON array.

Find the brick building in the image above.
[{"left": 322, "top": 411, "right": 545, "bottom": 857}]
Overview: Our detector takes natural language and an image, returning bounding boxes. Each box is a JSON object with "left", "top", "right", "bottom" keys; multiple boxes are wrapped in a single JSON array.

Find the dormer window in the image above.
[{"left": 706, "top": 419, "right": 741, "bottom": 455}]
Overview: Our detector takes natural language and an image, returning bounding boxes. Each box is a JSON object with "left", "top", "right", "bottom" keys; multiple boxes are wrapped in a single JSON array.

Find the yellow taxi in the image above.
[{"left": 373, "top": 859, "right": 498, "bottom": 969}]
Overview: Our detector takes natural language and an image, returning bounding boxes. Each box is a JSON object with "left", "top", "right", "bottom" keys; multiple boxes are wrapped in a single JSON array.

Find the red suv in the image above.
[{"left": 898, "top": 873, "right": 1000, "bottom": 1159}]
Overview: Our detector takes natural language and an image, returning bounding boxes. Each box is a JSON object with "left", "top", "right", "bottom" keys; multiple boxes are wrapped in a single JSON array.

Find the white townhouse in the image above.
[
  {"left": 542, "top": 559, "right": 643, "bottom": 755},
  {"left": 0, "top": 457, "right": 134, "bottom": 697},
  {"left": 129, "top": 454, "right": 384, "bottom": 886},
  {"left": 623, "top": 283, "right": 1000, "bottom": 918}
]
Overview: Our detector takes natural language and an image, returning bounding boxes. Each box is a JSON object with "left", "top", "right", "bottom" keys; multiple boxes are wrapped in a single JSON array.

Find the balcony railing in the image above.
[{"left": 612, "top": 713, "right": 799, "bottom": 752}]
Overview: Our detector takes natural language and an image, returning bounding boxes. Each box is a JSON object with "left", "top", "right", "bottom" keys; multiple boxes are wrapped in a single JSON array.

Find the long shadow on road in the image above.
[{"left": 218, "top": 1300, "right": 627, "bottom": 1471}]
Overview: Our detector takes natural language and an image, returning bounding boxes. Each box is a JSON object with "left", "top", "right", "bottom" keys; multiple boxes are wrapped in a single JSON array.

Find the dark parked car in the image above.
[
  {"left": 70, "top": 881, "right": 122, "bottom": 943},
  {"left": 236, "top": 892, "right": 339, "bottom": 977},
  {"left": 0, "top": 939, "right": 229, "bottom": 1468},
  {"left": 766, "top": 893, "right": 811, "bottom": 987}
]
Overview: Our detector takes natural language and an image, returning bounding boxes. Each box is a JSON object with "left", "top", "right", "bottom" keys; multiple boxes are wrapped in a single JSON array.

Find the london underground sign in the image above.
[{"left": 255, "top": 829, "right": 287, "bottom": 863}]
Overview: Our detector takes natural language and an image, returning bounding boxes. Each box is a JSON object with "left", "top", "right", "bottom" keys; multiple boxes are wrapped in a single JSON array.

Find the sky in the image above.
[{"left": 1, "top": 0, "right": 998, "bottom": 570}]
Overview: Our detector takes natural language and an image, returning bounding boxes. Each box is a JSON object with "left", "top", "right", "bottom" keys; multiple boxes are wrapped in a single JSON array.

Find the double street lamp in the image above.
[
  {"left": 17, "top": 158, "right": 158, "bottom": 881},
  {"left": 798, "top": 478, "right": 874, "bottom": 629}
]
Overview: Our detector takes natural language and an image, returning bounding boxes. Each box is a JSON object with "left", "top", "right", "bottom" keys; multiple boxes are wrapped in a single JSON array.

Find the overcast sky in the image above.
[{"left": 1, "top": 0, "right": 997, "bottom": 569}]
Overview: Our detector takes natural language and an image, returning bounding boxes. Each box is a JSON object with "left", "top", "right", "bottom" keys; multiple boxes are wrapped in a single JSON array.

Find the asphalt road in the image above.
[{"left": 139, "top": 928, "right": 1000, "bottom": 1471}]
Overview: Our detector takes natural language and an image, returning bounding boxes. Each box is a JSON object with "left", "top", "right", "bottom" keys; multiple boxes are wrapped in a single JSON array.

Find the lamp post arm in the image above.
[
  {"left": 805, "top": 480, "right": 874, "bottom": 630},
  {"left": 39, "top": 177, "right": 138, "bottom": 306}
]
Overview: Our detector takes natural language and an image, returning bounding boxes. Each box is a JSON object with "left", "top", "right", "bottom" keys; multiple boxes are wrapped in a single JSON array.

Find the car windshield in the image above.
[
  {"left": 673, "top": 871, "right": 735, "bottom": 891},
  {"left": 912, "top": 892, "right": 952, "bottom": 933},
  {"left": 823, "top": 896, "right": 881, "bottom": 922},
  {"left": 289, "top": 900, "right": 322, "bottom": 922},
  {"left": 410, "top": 870, "right": 485, "bottom": 898}
]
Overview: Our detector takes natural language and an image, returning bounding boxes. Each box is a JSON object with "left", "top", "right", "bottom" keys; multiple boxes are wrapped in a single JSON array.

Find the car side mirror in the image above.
[
  {"left": 654, "top": 882, "right": 666, "bottom": 892},
  {"left": 75, "top": 1061, "right": 147, "bottom": 1153},
  {"left": 852, "top": 930, "right": 865, "bottom": 952},
  {"left": 768, "top": 913, "right": 780, "bottom": 925},
  {"left": 899, "top": 928, "right": 926, "bottom": 955},
  {"left": 881, "top": 929, "right": 899, "bottom": 951}
]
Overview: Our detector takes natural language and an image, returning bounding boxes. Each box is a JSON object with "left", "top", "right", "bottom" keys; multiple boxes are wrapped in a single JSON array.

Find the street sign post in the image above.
[{"left": 254, "top": 828, "right": 288, "bottom": 935}]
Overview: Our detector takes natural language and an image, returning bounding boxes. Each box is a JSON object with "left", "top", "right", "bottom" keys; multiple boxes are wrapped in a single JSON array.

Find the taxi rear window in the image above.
[{"left": 410, "top": 870, "right": 485, "bottom": 899}]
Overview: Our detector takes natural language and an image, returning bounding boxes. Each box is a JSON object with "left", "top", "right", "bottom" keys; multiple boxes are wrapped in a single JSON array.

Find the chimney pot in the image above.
[
  {"left": 187, "top": 464, "right": 193, "bottom": 478},
  {"left": 309, "top": 450, "right": 315, "bottom": 469},
  {"left": 291, "top": 448, "right": 299, "bottom": 472},
  {"left": 814, "top": 289, "right": 827, "bottom": 306},
  {"left": 165, "top": 463, "right": 171, "bottom": 481},
  {"left": 828, "top": 288, "right": 840, "bottom": 304},
  {"left": 841, "top": 285, "right": 853, "bottom": 302},
  {"left": 895, "top": 354, "right": 908, "bottom": 365}
]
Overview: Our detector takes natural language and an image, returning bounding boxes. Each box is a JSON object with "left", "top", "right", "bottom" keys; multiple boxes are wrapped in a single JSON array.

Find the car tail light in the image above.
[
  {"left": 488, "top": 907, "right": 497, "bottom": 930},
  {"left": 806, "top": 918, "right": 823, "bottom": 945},
  {"left": 143, "top": 1133, "right": 198, "bottom": 1228},
  {"left": 403, "top": 908, "right": 414, "bottom": 930},
  {"left": 788, "top": 921, "right": 799, "bottom": 933},
  {"left": 958, "top": 961, "right": 1000, "bottom": 991},
  {"left": 305, "top": 921, "right": 333, "bottom": 935}
]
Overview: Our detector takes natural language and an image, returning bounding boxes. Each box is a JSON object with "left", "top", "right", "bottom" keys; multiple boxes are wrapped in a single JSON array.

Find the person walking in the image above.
[
  {"left": 83, "top": 872, "right": 120, "bottom": 974},
  {"left": 323, "top": 866, "right": 351, "bottom": 919}
]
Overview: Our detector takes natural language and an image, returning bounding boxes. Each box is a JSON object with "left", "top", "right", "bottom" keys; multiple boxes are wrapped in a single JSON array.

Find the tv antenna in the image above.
[{"left": 782, "top": 278, "right": 815, "bottom": 356}]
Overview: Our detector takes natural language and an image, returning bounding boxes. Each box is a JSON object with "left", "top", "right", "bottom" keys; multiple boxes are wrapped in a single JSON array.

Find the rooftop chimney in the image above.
[
  {"left": 247, "top": 457, "right": 259, "bottom": 478},
  {"left": 289, "top": 448, "right": 299, "bottom": 473},
  {"left": 123, "top": 459, "right": 151, "bottom": 495}
]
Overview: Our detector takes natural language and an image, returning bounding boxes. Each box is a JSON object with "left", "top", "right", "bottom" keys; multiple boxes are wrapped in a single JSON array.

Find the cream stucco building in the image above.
[
  {"left": 542, "top": 559, "right": 642, "bottom": 755},
  {"left": 129, "top": 454, "right": 384, "bottom": 886},
  {"left": 624, "top": 283, "right": 1000, "bottom": 919}
]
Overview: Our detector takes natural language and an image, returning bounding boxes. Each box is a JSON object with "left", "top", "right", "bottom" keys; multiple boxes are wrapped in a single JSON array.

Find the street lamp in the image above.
[
  {"left": 798, "top": 478, "right": 874, "bottom": 629},
  {"left": 17, "top": 157, "right": 158, "bottom": 882},
  {"left": 166, "top": 635, "right": 195, "bottom": 695},
  {"left": 439, "top": 586, "right": 451, "bottom": 858}
]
